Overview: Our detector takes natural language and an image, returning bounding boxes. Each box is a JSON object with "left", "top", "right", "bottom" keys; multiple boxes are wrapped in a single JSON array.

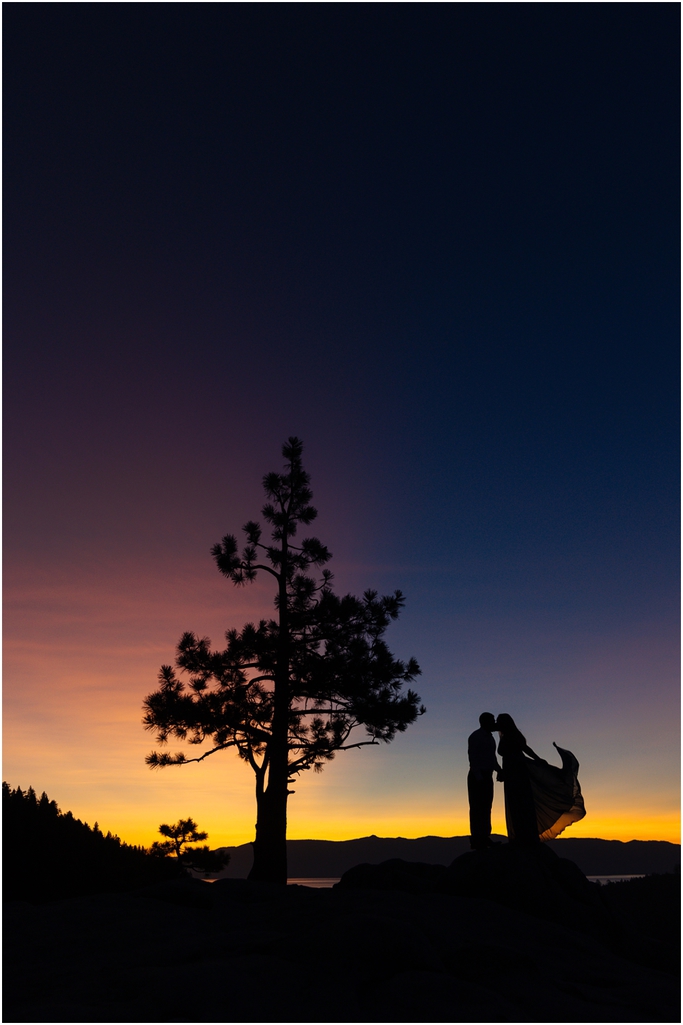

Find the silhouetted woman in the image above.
[
  {"left": 496, "top": 713, "right": 586, "bottom": 844},
  {"left": 495, "top": 714, "right": 540, "bottom": 845}
]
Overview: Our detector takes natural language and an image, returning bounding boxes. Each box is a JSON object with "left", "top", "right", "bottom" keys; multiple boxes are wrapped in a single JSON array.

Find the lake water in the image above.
[
  {"left": 287, "top": 877, "right": 341, "bottom": 888},
  {"left": 587, "top": 874, "right": 645, "bottom": 885},
  {"left": 287, "top": 874, "right": 647, "bottom": 888},
  {"left": 206, "top": 873, "right": 647, "bottom": 888},
  {"left": 203, "top": 876, "right": 341, "bottom": 887}
]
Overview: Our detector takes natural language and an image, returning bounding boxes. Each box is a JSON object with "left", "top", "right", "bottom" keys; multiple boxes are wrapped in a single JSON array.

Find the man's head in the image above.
[{"left": 479, "top": 712, "right": 496, "bottom": 731}]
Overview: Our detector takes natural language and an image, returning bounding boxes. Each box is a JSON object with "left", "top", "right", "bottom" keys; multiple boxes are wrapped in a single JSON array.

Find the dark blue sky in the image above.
[{"left": 4, "top": 4, "right": 679, "bottom": 843}]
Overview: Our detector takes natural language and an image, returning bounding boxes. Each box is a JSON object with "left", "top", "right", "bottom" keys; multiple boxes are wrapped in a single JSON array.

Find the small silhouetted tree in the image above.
[
  {"left": 150, "top": 817, "right": 230, "bottom": 876},
  {"left": 143, "top": 438, "right": 424, "bottom": 883},
  {"left": 150, "top": 817, "right": 208, "bottom": 859}
]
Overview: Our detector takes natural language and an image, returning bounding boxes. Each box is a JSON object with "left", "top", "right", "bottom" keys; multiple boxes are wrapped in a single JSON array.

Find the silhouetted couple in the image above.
[{"left": 467, "top": 712, "right": 586, "bottom": 849}]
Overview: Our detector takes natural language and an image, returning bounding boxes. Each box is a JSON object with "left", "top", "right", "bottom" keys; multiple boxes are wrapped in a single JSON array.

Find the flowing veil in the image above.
[{"left": 526, "top": 742, "right": 586, "bottom": 841}]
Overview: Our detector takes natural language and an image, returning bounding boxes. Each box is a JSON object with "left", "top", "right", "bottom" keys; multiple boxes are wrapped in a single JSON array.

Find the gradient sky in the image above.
[{"left": 4, "top": 5, "right": 680, "bottom": 848}]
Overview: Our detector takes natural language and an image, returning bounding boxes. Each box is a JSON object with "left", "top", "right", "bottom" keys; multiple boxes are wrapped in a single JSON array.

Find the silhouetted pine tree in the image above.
[
  {"left": 143, "top": 438, "right": 424, "bottom": 883},
  {"left": 150, "top": 817, "right": 230, "bottom": 875}
]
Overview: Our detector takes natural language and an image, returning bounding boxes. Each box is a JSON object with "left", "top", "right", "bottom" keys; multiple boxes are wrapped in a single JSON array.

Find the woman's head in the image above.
[
  {"left": 496, "top": 713, "right": 526, "bottom": 746},
  {"left": 495, "top": 713, "right": 517, "bottom": 732}
]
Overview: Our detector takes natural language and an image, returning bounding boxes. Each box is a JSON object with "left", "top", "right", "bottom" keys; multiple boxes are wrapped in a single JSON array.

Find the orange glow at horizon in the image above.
[
  {"left": 4, "top": 559, "right": 680, "bottom": 854},
  {"left": 16, "top": 803, "right": 678, "bottom": 851},
  {"left": 5, "top": 718, "right": 679, "bottom": 849}
]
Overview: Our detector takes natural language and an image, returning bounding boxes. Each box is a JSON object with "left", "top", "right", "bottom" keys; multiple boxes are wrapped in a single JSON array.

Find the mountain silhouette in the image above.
[{"left": 210, "top": 834, "right": 680, "bottom": 878}]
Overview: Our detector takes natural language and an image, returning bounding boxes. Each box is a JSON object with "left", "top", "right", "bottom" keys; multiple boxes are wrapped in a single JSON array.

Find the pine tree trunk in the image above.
[
  {"left": 248, "top": 769, "right": 288, "bottom": 883},
  {"left": 248, "top": 553, "right": 290, "bottom": 884},
  {"left": 249, "top": 680, "right": 290, "bottom": 882},
  {"left": 249, "top": 694, "right": 289, "bottom": 882}
]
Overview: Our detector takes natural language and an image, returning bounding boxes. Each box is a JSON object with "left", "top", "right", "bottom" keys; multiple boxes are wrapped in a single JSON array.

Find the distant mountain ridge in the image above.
[{"left": 213, "top": 834, "right": 680, "bottom": 878}]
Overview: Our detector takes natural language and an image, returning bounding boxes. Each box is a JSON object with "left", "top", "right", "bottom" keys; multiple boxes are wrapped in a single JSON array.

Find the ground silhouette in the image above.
[
  {"left": 3, "top": 783, "right": 678, "bottom": 1021},
  {"left": 4, "top": 866, "right": 678, "bottom": 1022}
]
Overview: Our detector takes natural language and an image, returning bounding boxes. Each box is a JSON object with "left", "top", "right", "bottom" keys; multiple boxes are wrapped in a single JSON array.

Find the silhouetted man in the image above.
[{"left": 467, "top": 712, "right": 503, "bottom": 850}]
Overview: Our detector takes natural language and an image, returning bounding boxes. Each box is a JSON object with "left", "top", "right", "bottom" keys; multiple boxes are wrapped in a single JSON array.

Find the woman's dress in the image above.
[
  {"left": 499, "top": 737, "right": 586, "bottom": 844},
  {"left": 498, "top": 732, "right": 540, "bottom": 845},
  {"left": 526, "top": 743, "right": 586, "bottom": 841}
]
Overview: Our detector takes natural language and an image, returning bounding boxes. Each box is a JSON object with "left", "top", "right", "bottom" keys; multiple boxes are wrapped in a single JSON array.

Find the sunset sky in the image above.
[{"left": 5, "top": 5, "right": 679, "bottom": 848}]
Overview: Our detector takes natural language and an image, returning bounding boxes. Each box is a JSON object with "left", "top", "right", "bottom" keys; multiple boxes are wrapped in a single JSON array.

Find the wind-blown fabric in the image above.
[{"left": 526, "top": 742, "right": 586, "bottom": 841}]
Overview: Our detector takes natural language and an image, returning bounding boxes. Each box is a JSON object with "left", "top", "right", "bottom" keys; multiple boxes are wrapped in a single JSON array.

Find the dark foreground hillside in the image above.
[
  {"left": 3, "top": 787, "right": 678, "bottom": 1022},
  {"left": 2, "top": 783, "right": 180, "bottom": 901},
  {"left": 4, "top": 859, "right": 679, "bottom": 1023}
]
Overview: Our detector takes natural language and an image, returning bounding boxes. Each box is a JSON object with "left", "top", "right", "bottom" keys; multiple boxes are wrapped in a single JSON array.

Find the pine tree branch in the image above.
[
  {"left": 289, "top": 707, "right": 347, "bottom": 715},
  {"left": 336, "top": 739, "right": 380, "bottom": 751},
  {"left": 248, "top": 563, "right": 281, "bottom": 579},
  {"left": 241, "top": 726, "right": 273, "bottom": 745},
  {"left": 246, "top": 745, "right": 265, "bottom": 778},
  {"left": 177, "top": 742, "right": 237, "bottom": 763},
  {"left": 286, "top": 753, "right": 316, "bottom": 771}
]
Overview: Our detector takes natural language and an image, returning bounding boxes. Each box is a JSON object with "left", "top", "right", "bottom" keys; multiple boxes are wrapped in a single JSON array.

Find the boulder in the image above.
[
  {"left": 336, "top": 845, "right": 617, "bottom": 943},
  {"left": 440, "top": 843, "right": 608, "bottom": 928},
  {"left": 334, "top": 858, "right": 447, "bottom": 894}
]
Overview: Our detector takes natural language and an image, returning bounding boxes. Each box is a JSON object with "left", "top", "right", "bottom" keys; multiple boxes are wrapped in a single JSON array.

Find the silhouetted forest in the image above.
[{"left": 3, "top": 783, "right": 180, "bottom": 902}]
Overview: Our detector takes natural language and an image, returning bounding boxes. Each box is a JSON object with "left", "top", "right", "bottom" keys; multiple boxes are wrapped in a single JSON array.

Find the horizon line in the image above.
[{"left": 213, "top": 832, "right": 681, "bottom": 848}]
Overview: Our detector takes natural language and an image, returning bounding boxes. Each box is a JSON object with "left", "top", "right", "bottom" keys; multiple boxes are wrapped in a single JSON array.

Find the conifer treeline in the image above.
[{"left": 3, "top": 782, "right": 180, "bottom": 902}]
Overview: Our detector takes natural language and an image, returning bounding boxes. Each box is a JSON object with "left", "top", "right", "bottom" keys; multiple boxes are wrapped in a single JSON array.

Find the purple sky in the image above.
[{"left": 4, "top": 4, "right": 679, "bottom": 845}]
